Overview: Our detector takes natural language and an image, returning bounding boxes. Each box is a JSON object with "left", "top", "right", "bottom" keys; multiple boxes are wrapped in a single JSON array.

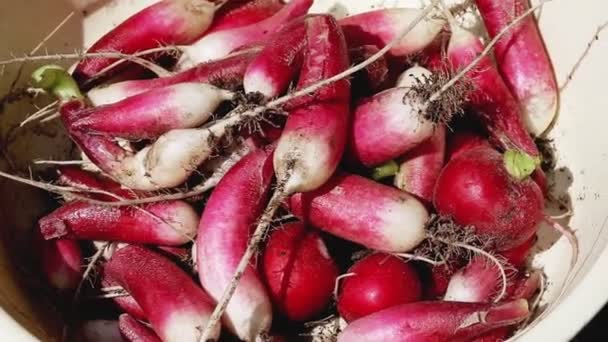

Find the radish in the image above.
[
  {"left": 289, "top": 172, "right": 428, "bottom": 253},
  {"left": 339, "top": 8, "right": 445, "bottom": 58},
  {"left": 119, "top": 314, "right": 162, "bottom": 342},
  {"left": 56, "top": 166, "right": 142, "bottom": 201},
  {"left": 337, "top": 299, "right": 530, "bottom": 342},
  {"left": 87, "top": 48, "right": 260, "bottom": 106},
  {"left": 444, "top": 256, "right": 513, "bottom": 303},
  {"left": 105, "top": 245, "right": 219, "bottom": 342},
  {"left": 500, "top": 234, "right": 537, "bottom": 269},
  {"left": 396, "top": 64, "right": 434, "bottom": 88},
  {"left": 394, "top": 124, "right": 446, "bottom": 205},
  {"left": 261, "top": 222, "right": 339, "bottom": 321},
  {"left": 176, "top": 0, "right": 313, "bottom": 70},
  {"left": 73, "top": 0, "right": 217, "bottom": 85},
  {"left": 337, "top": 253, "right": 422, "bottom": 322},
  {"left": 445, "top": 21, "right": 539, "bottom": 157},
  {"left": 38, "top": 200, "right": 198, "bottom": 245},
  {"left": 38, "top": 236, "right": 83, "bottom": 291},
  {"left": 196, "top": 145, "right": 275, "bottom": 340},
  {"left": 208, "top": 0, "right": 284, "bottom": 34},
  {"left": 72, "top": 83, "right": 234, "bottom": 139},
  {"left": 433, "top": 145, "right": 543, "bottom": 250},
  {"left": 476, "top": 0, "right": 558, "bottom": 136},
  {"left": 243, "top": 18, "right": 306, "bottom": 98},
  {"left": 424, "top": 263, "right": 459, "bottom": 299},
  {"left": 347, "top": 85, "right": 435, "bottom": 168}
]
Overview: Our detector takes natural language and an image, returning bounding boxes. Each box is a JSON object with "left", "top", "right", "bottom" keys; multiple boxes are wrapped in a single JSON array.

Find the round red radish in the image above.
[
  {"left": 433, "top": 145, "right": 544, "bottom": 250},
  {"left": 337, "top": 253, "right": 422, "bottom": 322},
  {"left": 261, "top": 222, "right": 339, "bottom": 321},
  {"left": 500, "top": 234, "right": 537, "bottom": 269}
]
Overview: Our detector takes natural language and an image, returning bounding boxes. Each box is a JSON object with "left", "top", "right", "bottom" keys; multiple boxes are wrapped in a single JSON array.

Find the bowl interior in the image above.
[{"left": 1, "top": 0, "right": 608, "bottom": 341}]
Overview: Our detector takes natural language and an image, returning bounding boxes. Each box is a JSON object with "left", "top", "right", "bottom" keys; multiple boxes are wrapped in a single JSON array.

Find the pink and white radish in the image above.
[
  {"left": 446, "top": 21, "right": 539, "bottom": 157},
  {"left": 349, "top": 45, "right": 390, "bottom": 95},
  {"left": 444, "top": 256, "right": 511, "bottom": 303},
  {"left": 434, "top": 145, "right": 543, "bottom": 250},
  {"left": 119, "top": 314, "right": 162, "bottom": 342},
  {"left": 396, "top": 64, "right": 434, "bottom": 88},
  {"left": 101, "top": 270, "right": 147, "bottom": 320},
  {"left": 261, "top": 222, "right": 339, "bottom": 321},
  {"left": 87, "top": 48, "right": 260, "bottom": 106},
  {"left": 243, "top": 18, "right": 306, "bottom": 98},
  {"left": 394, "top": 124, "right": 446, "bottom": 205},
  {"left": 337, "top": 253, "right": 422, "bottom": 322},
  {"left": 105, "top": 245, "right": 219, "bottom": 342},
  {"left": 176, "top": 0, "right": 313, "bottom": 69},
  {"left": 289, "top": 172, "right": 428, "bottom": 253},
  {"left": 73, "top": 83, "right": 233, "bottom": 139},
  {"left": 73, "top": 0, "right": 217, "bottom": 85},
  {"left": 196, "top": 145, "right": 275, "bottom": 340},
  {"left": 56, "top": 166, "right": 142, "bottom": 201},
  {"left": 39, "top": 200, "right": 198, "bottom": 245},
  {"left": 339, "top": 8, "right": 445, "bottom": 58},
  {"left": 338, "top": 299, "right": 530, "bottom": 342},
  {"left": 476, "top": 0, "right": 558, "bottom": 136},
  {"left": 208, "top": 0, "right": 284, "bottom": 34}
]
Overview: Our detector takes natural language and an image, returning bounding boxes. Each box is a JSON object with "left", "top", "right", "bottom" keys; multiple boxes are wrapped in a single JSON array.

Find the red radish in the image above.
[
  {"left": 349, "top": 45, "right": 389, "bottom": 95},
  {"left": 500, "top": 234, "right": 537, "bottom": 269},
  {"left": 176, "top": 0, "right": 313, "bottom": 69},
  {"left": 208, "top": 0, "right": 284, "bottom": 34},
  {"left": 446, "top": 23, "right": 539, "bottom": 157},
  {"left": 243, "top": 18, "right": 306, "bottom": 98},
  {"left": 394, "top": 124, "right": 446, "bottom": 205},
  {"left": 119, "top": 314, "right": 162, "bottom": 342},
  {"left": 273, "top": 14, "right": 350, "bottom": 193},
  {"left": 39, "top": 237, "right": 83, "bottom": 291},
  {"left": 72, "top": 83, "right": 233, "bottom": 139},
  {"left": 73, "top": 0, "right": 217, "bottom": 85},
  {"left": 425, "top": 263, "right": 458, "bottom": 299},
  {"left": 338, "top": 8, "right": 445, "bottom": 58},
  {"left": 105, "top": 245, "right": 219, "bottom": 342},
  {"left": 337, "top": 253, "right": 422, "bottom": 322},
  {"left": 197, "top": 146, "right": 275, "bottom": 340},
  {"left": 433, "top": 145, "right": 544, "bottom": 250},
  {"left": 476, "top": 0, "right": 558, "bottom": 136},
  {"left": 87, "top": 48, "right": 260, "bottom": 106},
  {"left": 347, "top": 85, "right": 435, "bottom": 167},
  {"left": 444, "top": 256, "right": 511, "bottom": 303},
  {"left": 396, "top": 64, "right": 433, "bottom": 88},
  {"left": 261, "top": 222, "right": 339, "bottom": 321},
  {"left": 289, "top": 172, "right": 428, "bottom": 253},
  {"left": 337, "top": 299, "right": 530, "bottom": 342},
  {"left": 56, "top": 166, "right": 141, "bottom": 201},
  {"left": 100, "top": 268, "right": 147, "bottom": 320},
  {"left": 39, "top": 200, "right": 198, "bottom": 245}
]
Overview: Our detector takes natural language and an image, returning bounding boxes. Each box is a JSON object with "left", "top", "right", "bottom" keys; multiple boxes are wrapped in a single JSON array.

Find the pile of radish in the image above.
[{"left": 0, "top": 0, "right": 580, "bottom": 341}]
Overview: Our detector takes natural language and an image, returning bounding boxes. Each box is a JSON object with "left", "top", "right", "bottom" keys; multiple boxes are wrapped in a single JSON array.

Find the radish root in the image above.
[
  {"left": 394, "top": 253, "right": 443, "bottom": 266},
  {"left": 333, "top": 273, "right": 356, "bottom": 299},
  {"left": 544, "top": 216, "right": 579, "bottom": 268}
]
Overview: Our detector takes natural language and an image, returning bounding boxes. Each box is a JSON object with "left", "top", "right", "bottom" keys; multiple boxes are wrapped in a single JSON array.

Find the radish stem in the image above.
[{"left": 371, "top": 160, "right": 399, "bottom": 181}]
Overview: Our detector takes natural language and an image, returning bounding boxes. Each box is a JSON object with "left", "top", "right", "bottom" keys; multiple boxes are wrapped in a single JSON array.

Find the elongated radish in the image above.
[
  {"left": 208, "top": 0, "right": 284, "bottom": 34},
  {"left": 73, "top": 0, "right": 217, "bottom": 85},
  {"left": 337, "top": 299, "right": 530, "bottom": 342},
  {"left": 73, "top": 83, "right": 233, "bottom": 139},
  {"left": 39, "top": 200, "right": 198, "bottom": 245},
  {"left": 176, "top": 0, "right": 313, "bottom": 70},
  {"left": 243, "top": 18, "right": 306, "bottom": 98},
  {"left": 475, "top": 0, "right": 558, "bottom": 136},
  {"left": 56, "top": 166, "right": 141, "bottom": 201},
  {"left": 444, "top": 256, "right": 512, "bottom": 303},
  {"left": 38, "top": 235, "right": 83, "bottom": 291},
  {"left": 446, "top": 22, "right": 539, "bottom": 157},
  {"left": 337, "top": 253, "right": 422, "bottom": 322},
  {"left": 347, "top": 85, "right": 435, "bottom": 167},
  {"left": 119, "top": 314, "right": 162, "bottom": 342},
  {"left": 394, "top": 124, "right": 446, "bottom": 205},
  {"left": 349, "top": 45, "right": 389, "bottom": 96},
  {"left": 261, "top": 222, "right": 339, "bottom": 321},
  {"left": 88, "top": 48, "right": 260, "bottom": 106},
  {"left": 101, "top": 270, "right": 147, "bottom": 320},
  {"left": 105, "top": 245, "right": 219, "bottom": 342},
  {"left": 289, "top": 172, "right": 428, "bottom": 252},
  {"left": 196, "top": 145, "right": 275, "bottom": 340},
  {"left": 434, "top": 145, "right": 543, "bottom": 250},
  {"left": 339, "top": 8, "right": 445, "bottom": 58}
]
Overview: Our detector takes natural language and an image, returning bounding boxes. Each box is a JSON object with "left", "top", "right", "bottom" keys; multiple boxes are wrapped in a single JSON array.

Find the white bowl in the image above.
[{"left": 1, "top": 0, "right": 607, "bottom": 340}]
